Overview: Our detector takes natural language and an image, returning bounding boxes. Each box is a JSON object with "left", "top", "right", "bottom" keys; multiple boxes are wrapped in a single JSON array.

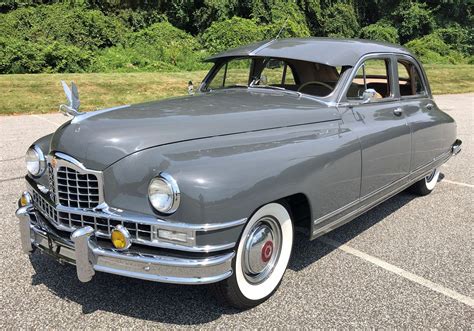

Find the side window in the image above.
[
  {"left": 397, "top": 60, "right": 426, "bottom": 96},
  {"left": 207, "top": 58, "right": 251, "bottom": 90},
  {"left": 260, "top": 59, "right": 296, "bottom": 86},
  {"left": 347, "top": 58, "right": 392, "bottom": 100}
]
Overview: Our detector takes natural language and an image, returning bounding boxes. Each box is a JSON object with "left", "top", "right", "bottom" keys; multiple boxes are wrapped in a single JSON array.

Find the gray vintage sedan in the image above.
[{"left": 16, "top": 38, "right": 462, "bottom": 309}]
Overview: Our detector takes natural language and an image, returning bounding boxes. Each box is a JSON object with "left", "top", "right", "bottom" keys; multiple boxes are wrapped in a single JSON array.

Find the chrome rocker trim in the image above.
[{"left": 16, "top": 206, "right": 235, "bottom": 285}]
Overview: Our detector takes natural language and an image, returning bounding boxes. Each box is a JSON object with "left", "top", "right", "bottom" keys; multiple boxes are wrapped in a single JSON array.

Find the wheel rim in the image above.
[
  {"left": 425, "top": 169, "right": 437, "bottom": 182},
  {"left": 242, "top": 216, "right": 282, "bottom": 284},
  {"left": 424, "top": 168, "right": 440, "bottom": 191}
]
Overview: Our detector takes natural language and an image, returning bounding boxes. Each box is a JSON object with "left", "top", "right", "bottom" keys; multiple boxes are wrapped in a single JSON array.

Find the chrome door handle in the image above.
[
  {"left": 393, "top": 107, "right": 403, "bottom": 116},
  {"left": 426, "top": 103, "right": 433, "bottom": 110}
]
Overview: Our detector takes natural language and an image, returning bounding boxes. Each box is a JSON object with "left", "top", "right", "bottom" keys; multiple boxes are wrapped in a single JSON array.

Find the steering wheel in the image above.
[{"left": 297, "top": 81, "right": 334, "bottom": 93}]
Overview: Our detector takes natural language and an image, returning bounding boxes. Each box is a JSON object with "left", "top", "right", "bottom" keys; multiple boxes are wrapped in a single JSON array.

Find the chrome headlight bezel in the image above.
[
  {"left": 148, "top": 172, "right": 180, "bottom": 214},
  {"left": 25, "top": 145, "right": 46, "bottom": 177}
]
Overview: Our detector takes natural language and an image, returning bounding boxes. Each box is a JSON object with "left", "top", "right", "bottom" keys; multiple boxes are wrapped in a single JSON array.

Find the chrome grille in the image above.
[
  {"left": 56, "top": 166, "right": 100, "bottom": 209},
  {"left": 31, "top": 189, "right": 152, "bottom": 242},
  {"left": 47, "top": 165, "right": 56, "bottom": 203},
  {"left": 32, "top": 190, "right": 57, "bottom": 224},
  {"left": 57, "top": 211, "right": 152, "bottom": 241}
]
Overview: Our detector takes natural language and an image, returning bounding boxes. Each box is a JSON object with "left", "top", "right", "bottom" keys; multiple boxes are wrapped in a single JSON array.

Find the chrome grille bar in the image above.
[{"left": 31, "top": 189, "right": 153, "bottom": 242}]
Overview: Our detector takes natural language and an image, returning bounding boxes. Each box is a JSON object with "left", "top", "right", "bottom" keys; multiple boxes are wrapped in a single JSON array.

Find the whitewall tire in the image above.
[
  {"left": 410, "top": 168, "right": 440, "bottom": 196},
  {"left": 212, "top": 202, "right": 293, "bottom": 309}
]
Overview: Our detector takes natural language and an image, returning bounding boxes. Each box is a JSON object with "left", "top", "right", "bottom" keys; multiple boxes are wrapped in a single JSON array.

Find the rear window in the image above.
[{"left": 397, "top": 60, "right": 426, "bottom": 96}]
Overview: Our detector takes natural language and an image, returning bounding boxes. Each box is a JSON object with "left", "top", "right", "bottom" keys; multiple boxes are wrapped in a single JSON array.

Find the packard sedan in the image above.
[{"left": 16, "top": 38, "right": 461, "bottom": 309}]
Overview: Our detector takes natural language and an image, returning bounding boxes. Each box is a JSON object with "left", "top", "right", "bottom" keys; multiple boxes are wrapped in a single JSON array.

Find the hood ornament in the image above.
[{"left": 59, "top": 81, "right": 83, "bottom": 117}]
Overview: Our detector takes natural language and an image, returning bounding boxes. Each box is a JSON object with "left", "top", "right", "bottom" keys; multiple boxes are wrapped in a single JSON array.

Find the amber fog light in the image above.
[
  {"left": 20, "top": 191, "right": 32, "bottom": 207},
  {"left": 111, "top": 225, "right": 131, "bottom": 250}
]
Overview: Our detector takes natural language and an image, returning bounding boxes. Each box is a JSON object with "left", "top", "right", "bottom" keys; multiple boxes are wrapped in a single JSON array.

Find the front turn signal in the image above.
[
  {"left": 20, "top": 191, "right": 32, "bottom": 207},
  {"left": 111, "top": 225, "right": 131, "bottom": 250}
]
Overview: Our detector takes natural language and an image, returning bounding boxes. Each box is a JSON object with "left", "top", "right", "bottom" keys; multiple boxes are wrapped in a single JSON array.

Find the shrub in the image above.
[
  {"left": 320, "top": 3, "right": 360, "bottom": 38},
  {"left": 0, "top": 36, "right": 92, "bottom": 73},
  {"left": 0, "top": 37, "right": 46, "bottom": 73},
  {"left": 201, "top": 17, "right": 264, "bottom": 54},
  {"left": 115, "top": 9, "right": 166, "bottom": 32},
  {"left": 92, "top": 22, "right": 206, "bottom": 72},
  {"left": 42, "top": 41, "right": 93, "bottom": 73},
  {"left": 434, "top": 24, "right": 472, "bottom": 55},
  {"left": 392, "top": 1, "right": 436, "bottom": 44},
  {"left": 405, "top": 34, "right": 464, "bottom": 64},
  {"left": 360, "top": 23, "right": 399, "bottom": 44},
  {"left": 0, "top": 3, "right": 128, "bottom": 51}
]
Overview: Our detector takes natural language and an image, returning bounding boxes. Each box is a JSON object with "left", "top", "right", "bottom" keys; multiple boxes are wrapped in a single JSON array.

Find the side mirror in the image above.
[{"left": 362, "top": 88, "right": 377, "bottom": 103}]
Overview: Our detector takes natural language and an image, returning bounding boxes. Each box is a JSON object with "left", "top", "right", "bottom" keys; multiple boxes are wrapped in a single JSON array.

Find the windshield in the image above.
[{"left": 203, "top": 57, "right": 345, "bottom": 98}]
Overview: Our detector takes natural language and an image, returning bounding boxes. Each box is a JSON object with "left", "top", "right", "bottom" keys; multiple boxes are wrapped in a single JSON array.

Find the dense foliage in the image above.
[{"left": 0, "top": 0, "right": 472, "bottom": 73}]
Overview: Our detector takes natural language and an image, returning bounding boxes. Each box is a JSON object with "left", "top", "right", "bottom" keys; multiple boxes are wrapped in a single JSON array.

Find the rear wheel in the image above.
[
  {"left": 212, "top": 202, "right": 293, "bottom": 309},
  {"left": 409, "top": 168, "right": 440, "bottom": 196}
]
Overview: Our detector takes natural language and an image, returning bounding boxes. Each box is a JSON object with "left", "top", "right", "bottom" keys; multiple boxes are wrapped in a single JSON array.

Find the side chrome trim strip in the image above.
[
  {"left": 312, "top": 148, "right": 453, "bottom": 236},
  {"left": 152, "top": 217, "right": 248, "bottom": 231}
]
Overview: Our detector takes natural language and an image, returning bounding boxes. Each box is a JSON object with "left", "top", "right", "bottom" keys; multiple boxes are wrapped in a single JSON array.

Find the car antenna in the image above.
[{"left": 275, "top": 16, "right": 289, "bottom": 40}]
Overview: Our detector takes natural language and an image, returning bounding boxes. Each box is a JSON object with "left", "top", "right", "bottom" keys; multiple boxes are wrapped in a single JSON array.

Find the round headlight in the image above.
[
  {"left": 25, "top": 145, "right": 46, "bottom": 177},
  {"left": 148, "top": 173, "right": 180, "bottom": 214}
]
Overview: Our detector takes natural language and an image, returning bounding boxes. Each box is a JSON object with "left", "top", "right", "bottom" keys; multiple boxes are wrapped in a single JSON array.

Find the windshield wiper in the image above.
[{"left": 248, "top": 84, "right": 302, "bottom": 97}]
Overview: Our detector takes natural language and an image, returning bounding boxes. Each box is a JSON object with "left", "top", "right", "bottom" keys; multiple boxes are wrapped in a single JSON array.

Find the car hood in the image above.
[{"left": 51, "top": 89, "right": 340, "bottom": 170}]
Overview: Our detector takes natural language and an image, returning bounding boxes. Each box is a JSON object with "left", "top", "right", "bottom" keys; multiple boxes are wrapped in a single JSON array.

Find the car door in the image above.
[
  {"left": 394, "top": 55, "right": 449, "bottom": 170},
  {"left": 340, "top": 55, "right": 412, "bottom": 197}
]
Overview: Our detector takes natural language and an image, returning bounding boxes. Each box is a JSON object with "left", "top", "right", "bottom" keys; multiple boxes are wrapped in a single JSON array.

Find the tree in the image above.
[
  {"left": 392, "top": 0, "right": 436, "bottom": 44},
  {"left": 201, "top": 17, "right": 264, "bottom": 54},
  {"left": 360, "top": 22, "right": 399, "bottom": 43},
  {"left": 320, "top": 2, "right": 360, "bottom": 38}
]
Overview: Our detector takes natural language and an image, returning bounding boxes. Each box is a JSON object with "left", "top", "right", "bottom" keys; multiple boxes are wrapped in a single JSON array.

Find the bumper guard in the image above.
[{"left": 16, "top": 205, "right": 234, "bottom": 284}]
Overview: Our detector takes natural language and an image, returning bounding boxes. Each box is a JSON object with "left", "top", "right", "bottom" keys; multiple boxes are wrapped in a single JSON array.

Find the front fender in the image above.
[{"left": 103, "top": 119, "right": 359, "bottom": 228}]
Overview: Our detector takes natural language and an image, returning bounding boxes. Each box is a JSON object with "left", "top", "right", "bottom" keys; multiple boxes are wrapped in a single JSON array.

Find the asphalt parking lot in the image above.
[{"left": 0, "top": 94, "right": 472, "bottom": 328}]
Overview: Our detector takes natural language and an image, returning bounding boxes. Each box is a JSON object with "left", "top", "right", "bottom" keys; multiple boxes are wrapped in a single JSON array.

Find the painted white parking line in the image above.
[
  {"left": 442, "top": 179, "right": 474, "bottom": 188},
  {"left": 318, "top": 236, "right": 474, "bottom": 308},
  {"left": 31, "top": 115, "right": 62, "bottom": 127}
]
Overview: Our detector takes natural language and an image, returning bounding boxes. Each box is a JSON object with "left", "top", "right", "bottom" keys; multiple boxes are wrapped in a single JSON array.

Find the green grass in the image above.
[
  {"left": 423, "top": 64, "right": 474, "bottom": 95},
  {"left": 0, "top": 65, "right": 472, "bottom": 115},
  {"left": 0, "top": 71, "right": 209, "bottom": 115}
]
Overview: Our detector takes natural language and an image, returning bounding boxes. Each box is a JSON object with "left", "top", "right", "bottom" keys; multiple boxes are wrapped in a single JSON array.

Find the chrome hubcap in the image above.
[
  {"left": 242, "top": 216, "right": 282, "bottom": 284},
  {"left": 425, "top": 169, "right": 437, "bottom": 182}
]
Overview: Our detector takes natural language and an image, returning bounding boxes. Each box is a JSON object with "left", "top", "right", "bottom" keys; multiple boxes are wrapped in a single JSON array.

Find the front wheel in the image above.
[
  {"left": 212, "top": 202, "right": 293, "bottom": 309},
  {"left": 409, "top": 168, "right": 440, "bottom": 196}
]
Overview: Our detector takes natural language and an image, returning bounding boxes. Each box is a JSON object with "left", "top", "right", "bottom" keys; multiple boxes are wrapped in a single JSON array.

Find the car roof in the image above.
[{"left": 205, "top": 37, "right": 413, "bottom": 67}]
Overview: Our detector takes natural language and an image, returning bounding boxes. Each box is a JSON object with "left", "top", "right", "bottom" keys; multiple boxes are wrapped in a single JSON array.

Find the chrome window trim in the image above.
[
  {"left": 395, "top": 54, "right": 430, "bottom": 99},
  {"left": 337, "top": 52, "right": 401, "bottom": 104}
]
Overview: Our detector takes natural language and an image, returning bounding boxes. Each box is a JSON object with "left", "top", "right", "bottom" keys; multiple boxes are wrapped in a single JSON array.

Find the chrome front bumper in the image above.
[{"left": 16, "top": 205, "right": 234, "bottom": 284}]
